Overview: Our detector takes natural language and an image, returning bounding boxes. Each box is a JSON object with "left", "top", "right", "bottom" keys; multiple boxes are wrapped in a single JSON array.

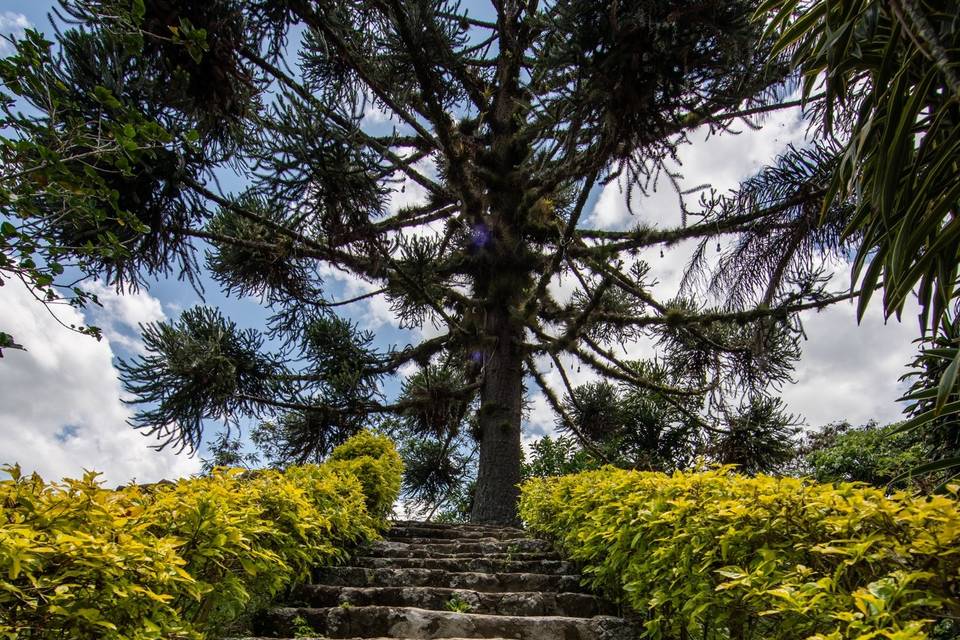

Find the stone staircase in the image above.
[{"left": 244, "top": 520, "right": 640, "bottom": 640}]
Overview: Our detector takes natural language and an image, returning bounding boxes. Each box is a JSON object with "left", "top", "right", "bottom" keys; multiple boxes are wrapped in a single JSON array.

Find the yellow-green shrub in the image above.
[
  {"left": 520, "top": 467, "right": 960, "bottom": 640},
  {"left": 0, "top": 430, "right": 402, "bottom": 639},
  {"left": 0, "top": 469, "right": 198, "bottom": 639},
  {"left": 327, "top": 430, "right": 403, "bottom": 521}
]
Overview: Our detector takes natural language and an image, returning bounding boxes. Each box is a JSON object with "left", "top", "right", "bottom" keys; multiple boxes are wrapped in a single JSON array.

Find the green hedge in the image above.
[
  {"left": 0, "top": 430, "right": 402, "bottom": 639},
  {"left": 520, "top": 466, "right": 960, "bottom": 640}
]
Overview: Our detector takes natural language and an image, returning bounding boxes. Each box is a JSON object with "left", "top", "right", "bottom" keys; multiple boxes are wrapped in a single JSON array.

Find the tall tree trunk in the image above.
[{"left": 471, "top": 307, "right": 524, "bottom": 524}]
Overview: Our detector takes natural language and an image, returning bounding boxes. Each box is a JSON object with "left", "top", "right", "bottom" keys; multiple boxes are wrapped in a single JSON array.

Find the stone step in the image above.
[
  {"left": 363, "top": 543, "right": 560, "bottom": 562},
  {"left": 368, "top": 539, "right": 554, "bottom": 556},
  {"left": 388, "top": 526, "right": 529, "bottom": 541},
  {"left": 259, "top": 606, "right": 640, "bottom": 640},
  {"left": 385, "top": 536, "right": 547, "bottom": 547},
  {"left": 391, "top": 520, "right": 525, "bottom": 534},
  {"left": 312, "top": 567, "right": 586, "bottom": 593},
  {"left": 294, "top": 585, "right": 616, "bottom": 617},
  {"left": 352, "top": 556, "right": 577, "bottom": 575},
  {"left": 240, "top": 521, "right": 637, "bottom": 640}
]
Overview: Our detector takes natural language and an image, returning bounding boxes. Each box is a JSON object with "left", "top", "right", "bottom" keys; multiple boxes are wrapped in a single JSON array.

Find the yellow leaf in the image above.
[{"left": 8, "top": 557, "right": 20, "bottom": 580}]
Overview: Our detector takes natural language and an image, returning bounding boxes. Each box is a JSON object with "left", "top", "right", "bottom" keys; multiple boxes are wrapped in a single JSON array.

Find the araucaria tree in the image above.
[{"left": 1, "top": 0, "right": 857, "bottom": 522}]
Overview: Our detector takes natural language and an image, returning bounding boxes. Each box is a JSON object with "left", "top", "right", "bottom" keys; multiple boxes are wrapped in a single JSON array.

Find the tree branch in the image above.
[
  {"left": 580, "top": 289, "right": 863, "bottom": 328},
  {"left": 242, "top": 47, "right": 449, "bottom": 200},
  {"left": 677, "top": 93, "right": 826, "bottom": 133},
  {"left": 323, "top": 287, "right": 388, "bottom": 307},
  {"left": 550, "top": 276, "right": 613, "bottom": 352},
  {"left": 524, "top": 167, "right": 600, "bottom": 314},
  {"left": 278, "top": 3, "right": 438, "bottom": 142},
  {"left": 577, "top": 337, "right": 718, "bottom": 397},
  {"left": 380, "top": 0, "right": 485, "bottom": 215},
  {"left": 373, "top": 332, "right": 454, "bottom": 374},
  {"left": 523, "top": 354, "right": 612, "bottom": 463},
  {"left": 180, "top": 177, "right": 385, "bottom": 279},
  {"left": 572, "top": 189, "right": 826, "bottom": 253},
  {"left": 238, "top": 382, "right": 479, "bottom": 416}
]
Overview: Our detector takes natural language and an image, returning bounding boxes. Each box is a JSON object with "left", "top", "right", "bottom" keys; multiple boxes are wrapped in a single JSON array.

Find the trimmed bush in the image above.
[
  {"left": 0, "top": 430, "right": 402, "bottom": 639},
  {"left": 520, "top": 467, "right": 960, "bottom": 639},
  {"left": 327, "top": 430, "right": 403, "bottom": 521}
]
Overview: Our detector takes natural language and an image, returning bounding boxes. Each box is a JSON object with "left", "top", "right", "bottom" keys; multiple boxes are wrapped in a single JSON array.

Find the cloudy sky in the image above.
[{"left": 0, "top": 4, "right": 921, "bottom": 485}]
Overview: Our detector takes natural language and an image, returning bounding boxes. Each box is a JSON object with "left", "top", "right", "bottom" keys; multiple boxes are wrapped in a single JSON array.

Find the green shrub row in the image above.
[
  {"left": 0, "top": 430, "right": 402, "bottom": 639},
  {"left": 519, "top": 466, "right": 960, "bottom": 639}
]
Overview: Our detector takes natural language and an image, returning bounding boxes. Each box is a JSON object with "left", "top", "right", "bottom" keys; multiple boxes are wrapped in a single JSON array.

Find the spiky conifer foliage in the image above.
[
  {"left": 1, "top": 0, "right": 861, "bottom": 521},
  {"left": 538, "top": 357, "right": 800, "bottom": 476}
]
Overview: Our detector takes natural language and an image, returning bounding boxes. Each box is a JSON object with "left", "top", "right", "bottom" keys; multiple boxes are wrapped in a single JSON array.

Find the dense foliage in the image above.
[
  {"left": 898, "top": 319, "right": 960, "bottom": 485},
  {"left": 522, "top": 435, "right": 601, "bottom": 479},
  {"left": 0, "top": 431, "right": 401, "bottom": 639},
  {"left": 521, "top": 467, "right": 960, "bottom": 640},
  {"left": 555, "top": 372, "right": 800, "bottom": 474},
  {"left": 792, "top": 421, "right": 927, "bottom": 488}
]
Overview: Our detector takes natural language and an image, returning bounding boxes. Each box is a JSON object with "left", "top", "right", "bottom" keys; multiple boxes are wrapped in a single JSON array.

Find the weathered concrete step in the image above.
[
  {"left": 369, "top": 539, "right": 554, "bottom": 556},
  {"left": 295, "top": 585, "right": 616, "bottom": 617},
  {"left": 312, "top": 567, "right": 586, "bottom": 593},
  {"left": 386, "top": 536, "right": 548, "bottom": 547},
  {"left": 391, "top": 520, "right": 525, "bottom": 534},
  {"left": 260, "top": 606, "right": 640, "bottom": 640},
  {"left": 364, "top": 543, "right": 560, "bottom": 561},
  {"left": 353, "top": 556, "right": 576, "bottom": 575},
  {"left": 388, "top": 526, "right": 529, "bottom": 541}
]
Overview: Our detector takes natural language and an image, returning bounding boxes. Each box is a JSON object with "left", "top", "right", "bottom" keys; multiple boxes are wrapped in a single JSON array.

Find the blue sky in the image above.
[{"left": 0, "top": 2, "right": 922, "bottom": 484}]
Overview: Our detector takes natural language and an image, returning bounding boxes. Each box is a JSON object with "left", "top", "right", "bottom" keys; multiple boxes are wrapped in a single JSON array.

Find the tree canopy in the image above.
[{"left": 0, "top": 0, "right": 881, "bottom": 521}]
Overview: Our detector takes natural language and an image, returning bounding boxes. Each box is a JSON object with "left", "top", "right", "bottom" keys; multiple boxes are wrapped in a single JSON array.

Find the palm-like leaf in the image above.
[{"left": 759, "top": 0, "right": 960, "bottom": 483}]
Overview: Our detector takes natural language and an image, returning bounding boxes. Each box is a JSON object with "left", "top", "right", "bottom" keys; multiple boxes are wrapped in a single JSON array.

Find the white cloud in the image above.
[
  {"left": 83, "top": 281, "right": 167, "bottom": 354},
  {"left": 783, "top": 297, "right": 917, "bottom": 428},
  {"left": 318, "top": 264, "right": 398, "bottom": 330},
  {"left": 524, "top": 391, "right": 555, "bottom": 439},
  {"left": 361, "top": 94, "right": 392, "bottom": 125},
  {"left": 587, "top": 107, "right": 807, "bottom": 232},
  {"left": 0, "top": 12, "right": 30, "bottom": 55},
  {"left": 386, "top": 156, "right": 436, "bottom": 218},
  {"left": 0, "top": 280, "right": 200, "bottom": 485},
  {"left": 0, "top": 12, "right": 29, "bottom": 30}
]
